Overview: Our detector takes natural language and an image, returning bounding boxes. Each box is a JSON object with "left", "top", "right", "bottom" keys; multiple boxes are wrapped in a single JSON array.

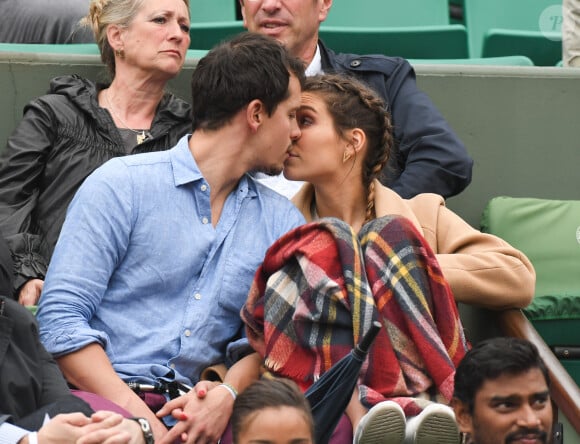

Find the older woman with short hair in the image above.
[{"left": 0, "top": 0, "right": 192, "bottom": 306}]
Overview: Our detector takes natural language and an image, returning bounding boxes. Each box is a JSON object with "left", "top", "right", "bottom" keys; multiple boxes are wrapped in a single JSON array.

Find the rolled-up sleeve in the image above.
[{"left": 37, "top": 159, "right": 132, "bottom": 357}]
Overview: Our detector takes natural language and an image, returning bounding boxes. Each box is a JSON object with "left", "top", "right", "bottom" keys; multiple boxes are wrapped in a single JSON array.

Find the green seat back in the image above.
[
  {"left": 185, "top": 49, "right": 209, "bottom": 60},
  {"left": 480, "top": 196, "right": 580, "bottom": 322},
  {"left": 463, "top": 0, "right": 563, "bottom": 57},
  {"left": 0, "top": 43, "right": 100, "bottom": 55},
  {"left": 481, "top": 196, "right": 580, "bottom": 389},
  {"left": 189, "top": 21, "right": 246, "bottom": 50},
  {"left": 482, "top": 29, "right": 562, "bottom": 66},
  {"left": 319, "top": 24, "right": 468, "bottom": 59},
  {"left": 324, "top": 0, "right": 450, "bottom": 27},
  {"left": 189, "top": 0, "right": 237, "bottom": 23},
  {"left": 408, "top": 55, "right": 534, "bottom": 66}
]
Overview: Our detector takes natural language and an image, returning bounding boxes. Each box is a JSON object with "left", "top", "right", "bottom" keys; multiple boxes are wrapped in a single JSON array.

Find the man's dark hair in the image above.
[
  {"left": 454, "top": 337, "right": 550, "bottom": 414},
  {"left": 231, "top": 378, "right": 315, "bottom": 443},
  {"left": 191, "top": 32, "right": 306, "bottom": 131}
]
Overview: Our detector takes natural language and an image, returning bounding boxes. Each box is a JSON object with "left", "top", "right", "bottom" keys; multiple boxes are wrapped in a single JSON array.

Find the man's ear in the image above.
[
  {"left": 451, "top": 398, "right": 474, "bottom": 436},
  {"left": 239, "top": 0, "right": 248, "bottom": 28},
  {"left": 246, "top": 99, "right": 264, "bottom": 133},
  {"left": 319, "top": 0, "right": 333, "bottom": 23}
]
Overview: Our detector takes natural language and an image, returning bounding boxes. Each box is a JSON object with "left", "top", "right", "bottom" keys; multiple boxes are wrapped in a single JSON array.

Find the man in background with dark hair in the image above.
[{"left": 452, "top": 337, "right": 553, "bottom": 444}]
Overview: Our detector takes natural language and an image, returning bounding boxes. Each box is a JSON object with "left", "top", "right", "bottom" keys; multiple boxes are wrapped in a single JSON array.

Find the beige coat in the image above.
[{"left": 292, "top": 181, "right": 535, "bottom": 310}]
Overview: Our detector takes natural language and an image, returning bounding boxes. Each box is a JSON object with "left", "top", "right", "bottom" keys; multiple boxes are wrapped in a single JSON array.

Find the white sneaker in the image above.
[
  {"left": 353, "top": 400, "right": 406, "bottom": 444},
  {"left": 404, "top": 403, "right": 459, "bottom": 444}
]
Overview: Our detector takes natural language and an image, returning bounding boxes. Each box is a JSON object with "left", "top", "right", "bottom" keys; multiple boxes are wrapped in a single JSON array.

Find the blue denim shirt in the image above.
[{"left": 37, "top": 136, "right": 305, "bottom": 387}]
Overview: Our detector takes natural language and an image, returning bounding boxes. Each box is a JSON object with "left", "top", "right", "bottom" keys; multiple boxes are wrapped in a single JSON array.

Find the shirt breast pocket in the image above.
[{"left": 218, "top": 253, "right": 264, "bottom": 316}]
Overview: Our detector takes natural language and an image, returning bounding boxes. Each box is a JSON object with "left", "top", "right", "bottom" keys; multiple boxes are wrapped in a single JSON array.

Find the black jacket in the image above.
[
  {"left": 319, "top": 40, "right": 473, "bottom": 199},
  {"left": 0, "top": 297, "right": 92, "bottom": 429},
  {"left": 0, "top": 235, "right": 11, "bottom": 297},
  {"left": 0, "top": 75, "right": 192, "bottom": 295}
]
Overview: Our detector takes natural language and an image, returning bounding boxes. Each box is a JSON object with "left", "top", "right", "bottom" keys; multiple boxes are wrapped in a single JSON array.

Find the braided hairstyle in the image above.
[
  {"left": 82, "top": 0, "right": 190, "bottom": 77},
  {"left": 303, "top": 74, "right": 393, "bottom": 223}
]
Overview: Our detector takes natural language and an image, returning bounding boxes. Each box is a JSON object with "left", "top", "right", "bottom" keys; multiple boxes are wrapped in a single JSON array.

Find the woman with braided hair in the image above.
[{"left": 241, "top": 74, "right": 535, "bottom": 444}]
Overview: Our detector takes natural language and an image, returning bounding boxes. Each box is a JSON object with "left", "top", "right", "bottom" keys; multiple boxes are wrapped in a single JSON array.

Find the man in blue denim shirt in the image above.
[{"left": 37, "top": 33, "right": 306, "bottom": 444}]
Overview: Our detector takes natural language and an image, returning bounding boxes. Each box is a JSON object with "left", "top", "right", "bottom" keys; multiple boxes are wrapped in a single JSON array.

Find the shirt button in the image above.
[
  {"left": 202, "top": 217, "right": 209, "bottom": 224},
  {"left": 184, "top": 329, "right": 191, "bottom": 337},
  {"left": 169, "top": 363, "right": 176, "bottom": 369},
  {"left": 194, "top": 293, "right": 201, "bottom": 300},
  {"left": 201, "top": 184, "right": 207, "bottom": 192}
]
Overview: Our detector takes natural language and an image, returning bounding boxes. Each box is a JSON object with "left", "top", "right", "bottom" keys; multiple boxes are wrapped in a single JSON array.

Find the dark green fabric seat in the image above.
[
  {"left": 188, "top": 21, "right": 246, "bottom": 50},
  {"left": 323, "top": 0, "right": 450, "bottom": 27},
  {"left": 481, "top": 196, "right": 580, "bottom": 385},
  {"left": 408, "top": 55, "right": 534, "bottom": 66},
  {"left": 463, "top": 0, "right": 563, "bottom": 58},
  {"left": 482, "top": 29, "right": 562, "bottom": 66},
  {"left": 318, "top": 24, "right": 468, "bottom": 59},
  {"left": 189, "top": 0, "right": 237, "bottom": 23}
]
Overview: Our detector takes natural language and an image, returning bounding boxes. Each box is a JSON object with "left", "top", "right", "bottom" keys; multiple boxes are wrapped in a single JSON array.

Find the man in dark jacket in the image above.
[
  {"left": 0, "top": 235, "right": 146, "bottom": 443},
  {"left": 0, "top": 295, "right": 149, "bottom": 443},
  {"left": 240, "top": 0, "right": 473, "bottom": 200}
]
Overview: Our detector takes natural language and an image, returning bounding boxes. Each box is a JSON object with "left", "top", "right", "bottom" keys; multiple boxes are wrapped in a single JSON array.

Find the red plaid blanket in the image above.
[{"left": 242, "top": 216, "right": 469, "bottom": 416}]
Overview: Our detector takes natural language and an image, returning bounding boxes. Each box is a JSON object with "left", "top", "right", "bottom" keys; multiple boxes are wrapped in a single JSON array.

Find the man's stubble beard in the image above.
[{"left": 256, "top": 165, "right": 284, "bottom": 176}]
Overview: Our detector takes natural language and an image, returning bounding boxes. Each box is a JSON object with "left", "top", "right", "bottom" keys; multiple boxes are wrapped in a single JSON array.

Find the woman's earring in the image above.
[
  {"left": 343, "top": 151, "right": 352, "bottom": 163},
  {"left": 115, "top": 48, "right": 125, "bottom": 59}
]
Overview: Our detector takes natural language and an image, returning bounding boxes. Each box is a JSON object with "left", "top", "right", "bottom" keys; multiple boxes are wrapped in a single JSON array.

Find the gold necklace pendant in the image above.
[
  {"left": 136, "top": 131, "right": 147, "bottom": 145},
  {"left": 105, "top": 89, "right": 150, "bottom": 145}
]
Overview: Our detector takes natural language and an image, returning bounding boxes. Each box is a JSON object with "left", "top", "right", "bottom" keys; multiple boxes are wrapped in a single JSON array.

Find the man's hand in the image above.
[
  {"left": 156, "top": 385, "right": 235, "bottom": 444},
  {"left": 76, "top": 411, "right": 145, "bottom": 444},
  {"left": 19, "top": 411, "right": 151, "bottom": 444},
  {"left": 35, "top": 412, "right": 91, "bottom": 444},
  {"left": 18, "top": 278, "right": 43, "bottom": 306}
]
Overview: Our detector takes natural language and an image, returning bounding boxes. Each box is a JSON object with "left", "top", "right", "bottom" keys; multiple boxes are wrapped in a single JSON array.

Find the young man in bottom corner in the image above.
[{"left": 452, "top": 337, "right": 554, "bottom": 444}]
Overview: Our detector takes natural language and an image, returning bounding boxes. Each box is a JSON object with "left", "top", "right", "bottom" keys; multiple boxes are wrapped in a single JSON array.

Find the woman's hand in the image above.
[
  {"left": 192, "top": 380, "right": 220, "bottom": 398},
  {"left": 18, "top": 278, "right": 43, "bottom": 306},
  {"left": 156, "top": 385, "right": 234, "bottom": 444}
]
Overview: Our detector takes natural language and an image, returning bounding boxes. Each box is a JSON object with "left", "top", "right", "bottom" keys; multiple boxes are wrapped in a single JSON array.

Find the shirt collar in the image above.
[
  {"left": 170, "top": 135, "right": 203, "bottom": 186},
  {"left": 305, "top": 44, "right": 323, "bottom": 76},
  {"left": 169, "top": 135, "right": 256, "bottom": 198}
]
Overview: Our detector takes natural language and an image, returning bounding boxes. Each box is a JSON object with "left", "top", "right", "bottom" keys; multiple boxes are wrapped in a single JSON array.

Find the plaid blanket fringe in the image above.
[{"left": 242, "top": 216, "right": 469, "bottom": 416}]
